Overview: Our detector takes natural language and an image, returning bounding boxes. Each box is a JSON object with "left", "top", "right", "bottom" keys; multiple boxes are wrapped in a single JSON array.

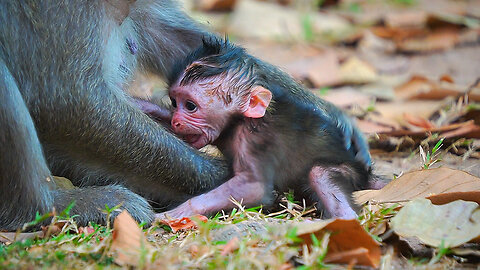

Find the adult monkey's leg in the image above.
[
  {"left": 0, "top": 60, "right": 53, "bottom": 231},
  {"left": 0, "top": 59, "right": 154, "bottom": 231}
]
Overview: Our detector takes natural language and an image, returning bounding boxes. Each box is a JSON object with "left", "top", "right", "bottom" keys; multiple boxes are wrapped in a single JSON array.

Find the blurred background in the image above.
[{"left": 130, "top": 0, "right": 480, "bottom": 177}]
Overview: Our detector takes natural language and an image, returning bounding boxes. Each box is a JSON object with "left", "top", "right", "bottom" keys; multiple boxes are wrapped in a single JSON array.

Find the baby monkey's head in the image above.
[{"left": 167, "top": 37, "right": 272, "bottom": 149}]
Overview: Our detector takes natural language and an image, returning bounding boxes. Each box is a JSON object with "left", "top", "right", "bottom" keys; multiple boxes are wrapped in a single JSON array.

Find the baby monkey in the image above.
[{"left": 161, "top": 38, "right": 378, "bottom": 219}]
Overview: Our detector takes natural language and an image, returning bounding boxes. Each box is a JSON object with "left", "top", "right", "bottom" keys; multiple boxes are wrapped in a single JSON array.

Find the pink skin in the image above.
[
  {"left": 169, "top": 81, "right": 235, "bottom": 149},
  {"left": 131, "top": 98, "right": 172, "bottom": 123},
  {"left": 309, "top": 166, "right": 357, "bottom": 219},
  {"left": 159, "top": 174, "right": 266, "bottom": 219}
]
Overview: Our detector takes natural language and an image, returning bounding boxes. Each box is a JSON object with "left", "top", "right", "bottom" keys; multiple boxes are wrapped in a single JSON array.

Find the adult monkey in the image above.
[{"left": 0, "top": 0, "right": 371, "bottom": 231}]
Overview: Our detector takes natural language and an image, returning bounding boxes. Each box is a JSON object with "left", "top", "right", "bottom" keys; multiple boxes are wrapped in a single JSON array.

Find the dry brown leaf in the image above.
[
  {"left": 451, "top": 248, "right": 480, "bottom": 257},
  {"left": 296, "top": 219, "right": 381, "bottom": 268},
  {"left": 79, "top": 226, "right": 95, "bottom": 236},
  {"left": 193, "top": 0, "right": 237, "bottom": 12},
  {"left": 292, "top": 50, "right": 341, "bottom": 87},
  {"left": 391, "top": 198, "right": 480, "bottom": 247},
  {"left": 229, "top": 0, "right": 349, "bottom": 40},
  {"left": 354, "top": 167, "right": 480, "bottom": 207},
  {"left": 439, "top": 74, "right": 455, "bottom": 83},
  {"left": 396, "top": 29, "right": 459, "bottom": 53},
  {"left": 380, "top": 120, "right": 480, "bottom": 138},
  {"left": 159, "top": 215, "right": 208, "bottom": 233},
  {"left": 427, "top": 191, "right": 480, "bottom": 205},
  {"left": 394, "top": 75, "right": 480, "bottom": 101},
  {"left": 403, "top": 113, "right": 435, "bottom": 129},
  {"left": 384, "top": 11, "right": 428, "bottom": 28},
  {"left": 374, "top": 100, "right": 444, "bottom": 127},
  {"left": 356, "top": 119, "right": 396, "bottom": 134},
  {"left": 41, "top": 222, "right": 66, "bottom": 238},
  {"left": 317, "top": 87, "right": 372, "bottom": 108},
  {"left": 323, "top": 248, "right": 369, "bottom": 265},
  {"left": 372, "top": 12, "right": 480, "bottom": 53},
  {"left": 246, "top": 44, "right": 341, "bottom": 87},
  {"left": 52, "top": 176, "right": 75, "bottom": 190},
  {"left": 440, "top": 121, "right": 480, "bottom": 138},
  {"left": 338, "top": 57, "right": 378, "bottom": 85},
  {"left": 187, "top": 244, "right": 210, "bottom": 258},
  {"left": 0, "top": 231, "right": 43, "bottom": 244},
  {"left": 371, "top": 26, "right": 425, "bottom": 41},
  {"left": 220, "top": 236, "right": 239, "bottom": 256},
  {"left": 279, "top": 262, "right": 295, "bottom": 270},
  {"left": 111, "top": 211, "right": 151, "bottom": 267}
]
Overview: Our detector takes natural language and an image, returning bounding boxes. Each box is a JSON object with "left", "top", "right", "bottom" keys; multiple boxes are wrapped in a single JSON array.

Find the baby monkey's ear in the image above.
[{"left": 243, "top": 86, "right": 272, "bottom": 118}]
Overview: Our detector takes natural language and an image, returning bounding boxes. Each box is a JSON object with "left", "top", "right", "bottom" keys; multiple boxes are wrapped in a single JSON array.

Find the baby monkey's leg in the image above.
[
  {"left": 157, "top": 175, "right": 266, "bottom": 219},
  {"left": 308, "top": 166, "right": 360, "bottom": 219}
]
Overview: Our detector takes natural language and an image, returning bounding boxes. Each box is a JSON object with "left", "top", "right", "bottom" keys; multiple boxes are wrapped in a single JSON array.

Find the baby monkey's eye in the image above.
[
  {"left": 170, "top": 97, "right": 177, "bottom": 108},
  {"left": 185, "top": 100, "right": 197, "bottom": 112}
]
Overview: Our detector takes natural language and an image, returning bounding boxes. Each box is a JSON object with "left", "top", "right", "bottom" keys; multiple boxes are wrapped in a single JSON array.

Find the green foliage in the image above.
[
  {"left": 346, "top": 2, "right": 362, "bottom": 13},
  {"left": 301, "top": 14, "right": 315, "bottom": 42},
  {"left": 390, "top": 0, "right": 417, "bottom": 6},
  {"left": 317, "top": 87, "right": 330, "bottom": 96},
  {"left": 286, "top": 227, "right": 303, "bottom": 244},
  {"left": 420, "top": 137, "right": 444, "bottom": 169},
  {"left": 429, "top": 241, "right": 452, "bottom": 265}
]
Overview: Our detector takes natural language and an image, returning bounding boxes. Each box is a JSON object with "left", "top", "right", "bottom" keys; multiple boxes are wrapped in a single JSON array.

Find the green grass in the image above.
[{"left": 0, "top": 196, "right": 466, "bottom": 269}]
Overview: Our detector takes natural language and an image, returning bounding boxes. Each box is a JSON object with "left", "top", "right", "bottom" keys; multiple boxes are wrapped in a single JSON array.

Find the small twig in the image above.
[
  {"left": 366, "top": 199, "right": 411, "bottom": 205},
  {"left": 463, "top": 77, "right": 480, "bottom": 95}
]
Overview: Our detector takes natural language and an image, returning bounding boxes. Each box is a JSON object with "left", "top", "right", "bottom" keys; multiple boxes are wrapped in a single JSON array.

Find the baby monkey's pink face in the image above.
[
  {"left": 169, "top": 74, "right": 272, "bottom": 149},
  {"left": 169, "top": 79, "right": 235, "bottom": 149}
]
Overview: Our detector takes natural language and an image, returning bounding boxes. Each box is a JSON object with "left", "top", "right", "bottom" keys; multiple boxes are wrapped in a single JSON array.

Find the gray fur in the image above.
[{"left": 0, "top": 0, "right": 229, "bottom": 231}]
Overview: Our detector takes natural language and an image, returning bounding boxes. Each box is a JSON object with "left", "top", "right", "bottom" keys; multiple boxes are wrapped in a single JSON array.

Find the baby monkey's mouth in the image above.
[
  {"left": 183, "top": 134, "right": 201, "bottom": 144},
  {"left": 182, "top": 134, "right": 208, "bottom": 149}
]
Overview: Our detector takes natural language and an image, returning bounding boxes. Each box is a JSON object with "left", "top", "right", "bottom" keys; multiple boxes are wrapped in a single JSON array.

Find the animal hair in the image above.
[{"left": 168, "top": 37, "right": 258, "bottom": 106}]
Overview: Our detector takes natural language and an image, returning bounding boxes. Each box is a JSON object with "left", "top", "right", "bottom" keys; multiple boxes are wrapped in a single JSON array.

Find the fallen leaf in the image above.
[
  {"left": 229, "top": 0, "right": 350, "bottom": 40},
  {"left": 396, "top": 29, "right": 459, "bottom": 53},
  {"left": 221, "top": 236, "right": 239, "bottom": 256},
  {"left": 111, "top": 211, "right": 152, "bottom": 267},
  {"left": 317, "top": 87, "right": 372, "bottom": 108},
  {"left": 246, "top": 43, "right": 341, "bottom": 87},
  {"left": 304, "top": 51, "right": 341, "bottom": 87},
  {"left": 279, "top": 263, "right": 295, "bottom": 270},
  {"left": 374, "top": 100, "right": 444, "bottom": 127},
  {"left": 356, "top": 119, "right": 396, "bottom": 134},
  {"left": 451, "top": 247, "right": 480, "bottom": 257},
  {"left": 41, "top": 222, "right": 66, "bottom": 238},
  {"left": 285, "top": 50, "right": 340, "bottom": 87},
  {"left": 380, "top": 120, "right": 480, "bottom": 139},
  {"left": 394, "top": 75, "right": 480, "bottom": 101},
  {"left": 193, "top": 0, "right": 237, "bottom": 12},
  {"left": 79, "top": 226, "right": 95, "bottom": 236},
  {"left": 427, "top": 191, "right": 480, "bottom": 205},
  {"left": 440, "top": 120, "right": 480, "bottom": 138},
  {"left": 403, "top": 113, "right": 435, "bottom": 129},
  {"left": 384, "top": 11, "right": 428, "bottom": 28},
  {"left": 52, "top": 176, "right": 75, "bottom": 190},
  {"left": 391, "top": 198, "right": 480, "bottom": 247},
  {"left": 159, "top": 215, "right": 208, "bottom": 233},
  {"left": 354, "top": 168, "right": 480, "bottom": 207},
  {"left": 440, "top": 74, "right": 455, "bottom": 83},
  {"left": 0, "top": 231, "right": 43, "bottom": 244},
  {"left": 339, "top": 57, "right": 378, "bottom": 85},
  {"left": 295, "top": 219, "right": 381, "bottom": 268}
]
